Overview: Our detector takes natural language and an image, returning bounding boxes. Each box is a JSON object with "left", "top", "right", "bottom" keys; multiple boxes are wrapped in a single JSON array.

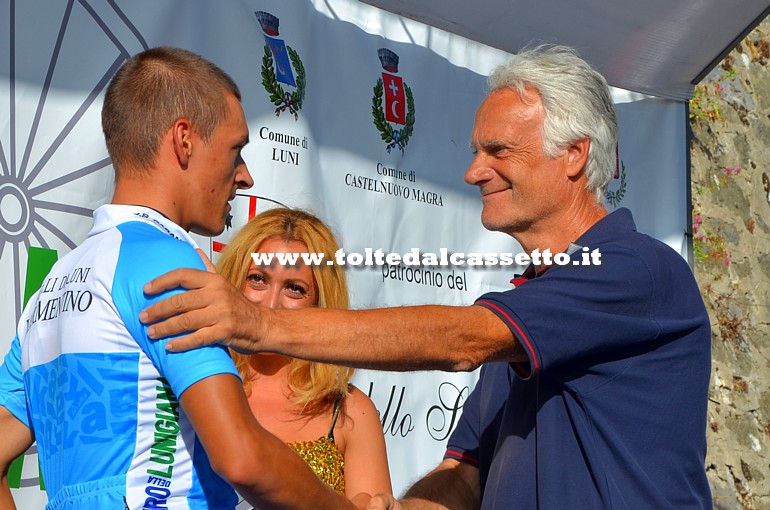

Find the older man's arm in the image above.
[{"left": 140, "top": 269, "right": 522, "bottom": 372}]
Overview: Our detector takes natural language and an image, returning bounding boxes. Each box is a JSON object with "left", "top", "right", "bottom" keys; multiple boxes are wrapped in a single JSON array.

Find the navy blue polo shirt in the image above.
[{"left": 446, "top": 208, "right": 712, "bottom": 509}]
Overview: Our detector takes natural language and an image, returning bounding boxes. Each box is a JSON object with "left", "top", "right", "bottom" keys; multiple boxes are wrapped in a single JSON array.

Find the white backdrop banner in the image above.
[{"left": 0, "top": 0, "right": 688, "bottom": 504}]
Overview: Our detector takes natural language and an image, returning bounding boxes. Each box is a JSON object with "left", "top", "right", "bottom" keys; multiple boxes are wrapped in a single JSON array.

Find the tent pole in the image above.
[{"left": 684, "top": 100, "right": 695, "bottom": 269}]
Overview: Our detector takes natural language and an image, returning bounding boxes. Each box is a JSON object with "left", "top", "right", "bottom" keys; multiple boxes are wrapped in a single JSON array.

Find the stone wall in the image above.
[{"left": 690, "top": 17, "right": 770, "bottom": 510}]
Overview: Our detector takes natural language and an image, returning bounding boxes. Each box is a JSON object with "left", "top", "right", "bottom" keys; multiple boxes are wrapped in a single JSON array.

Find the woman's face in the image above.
[{"left": 241, "top": 237, "right": 318, "bottom": 309}]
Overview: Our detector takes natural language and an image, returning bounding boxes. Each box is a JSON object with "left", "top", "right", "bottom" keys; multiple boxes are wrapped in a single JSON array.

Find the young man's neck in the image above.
[{"left": 111, "top": 174, "right": 184, "bottom": 229}]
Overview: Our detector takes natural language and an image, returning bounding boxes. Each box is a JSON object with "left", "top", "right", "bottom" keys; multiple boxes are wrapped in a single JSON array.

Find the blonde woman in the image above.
[{"left": 217, "top": 208, "right": 392, "bottom": 502}]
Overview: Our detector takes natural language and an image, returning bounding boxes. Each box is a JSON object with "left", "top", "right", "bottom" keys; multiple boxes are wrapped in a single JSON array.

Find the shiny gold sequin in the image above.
[{"left": 287, "top": 436, "right": 345, "bottom": 494}]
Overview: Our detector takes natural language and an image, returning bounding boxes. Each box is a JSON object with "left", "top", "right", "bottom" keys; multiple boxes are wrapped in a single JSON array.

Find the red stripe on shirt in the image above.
[
  {"left": 476, "top": 300, "right": 540, "bottom": 375},
  {"left": 444, "top": 449, "right": 480, "bottom": 466}
]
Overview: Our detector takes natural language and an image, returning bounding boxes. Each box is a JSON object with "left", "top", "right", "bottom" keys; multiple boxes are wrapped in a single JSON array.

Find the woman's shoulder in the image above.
[
  {"left": 334, "top": 384, "right": 385, "bottom": 452},
  {"left": 336, "top": 384, "right": 383, "bottom": 436},
  {"left": 343, "top": 384, "right": 379, "bottom": 415}
]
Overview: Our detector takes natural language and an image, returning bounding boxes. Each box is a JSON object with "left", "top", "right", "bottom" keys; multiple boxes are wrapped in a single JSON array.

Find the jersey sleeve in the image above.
[
  {"left": 111, "top": 222, "right": 239, "bottom": 398},
  {"left": 0, "top": 336, "right": 31, "bottom": 427}
]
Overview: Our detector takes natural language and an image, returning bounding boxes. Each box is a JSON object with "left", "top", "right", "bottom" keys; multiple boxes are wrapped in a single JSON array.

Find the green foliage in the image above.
[
  {"left": 689, "top": 85, "right": 721, "bottom": 122},
  {"left": 372, "top": 78, "right": 393, "bottom": 143},
  {"left": 692, "top": 214, "right": 732, "bottom": 277},
  {"left": 260, "top": 45, "right": 306, "bottom": 119},
  {"left": 604, "top": 161, "right": 626, "bottom": 206}
]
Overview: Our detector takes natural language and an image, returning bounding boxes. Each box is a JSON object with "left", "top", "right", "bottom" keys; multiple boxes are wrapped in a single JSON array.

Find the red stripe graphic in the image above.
[
  {"left": 444, "top": 450, "right": 480, "bottom": 466},
  {"left": 248, "top": 196, "right": 258, "bottom": 219},
  {"left": 476, "top": 300, "right": 539, "bottom": 375}
]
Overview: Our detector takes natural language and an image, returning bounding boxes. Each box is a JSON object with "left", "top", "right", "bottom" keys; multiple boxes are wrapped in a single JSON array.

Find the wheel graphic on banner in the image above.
[
  {"left": 1, "top": 0, "right": 147, "bottom": 320},
  {"left": 1, "top": 0, "right": 147, "bottom": 496}
]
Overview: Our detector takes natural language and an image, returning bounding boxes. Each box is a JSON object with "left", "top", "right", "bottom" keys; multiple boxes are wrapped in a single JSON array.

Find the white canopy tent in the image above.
[{"left": 359, "top": 0, "right": 770, "bottom": 100}]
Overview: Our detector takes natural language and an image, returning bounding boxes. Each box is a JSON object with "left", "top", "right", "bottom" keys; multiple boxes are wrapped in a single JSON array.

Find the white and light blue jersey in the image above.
[{"left": 0, "top": 205, "right": 239, "bottom": 510}]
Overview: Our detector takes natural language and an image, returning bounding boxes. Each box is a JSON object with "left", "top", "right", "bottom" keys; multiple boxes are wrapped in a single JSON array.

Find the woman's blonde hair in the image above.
[{"left": 217, "top": 207, "right": 353, "bottom": 412}]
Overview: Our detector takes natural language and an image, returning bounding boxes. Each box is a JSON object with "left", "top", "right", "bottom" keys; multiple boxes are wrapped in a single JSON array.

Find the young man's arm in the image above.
[
  {"left": 0, "top": 407, "right": 34, "bottom": 510},
  {"left": 180, "top": 373, "right": 363, "bottom": 509},
  {"left": 141, "top": 269, "right": 521, "bottom": 372},
  {"left": 366, "top": 458, "right": 480, "bottom": 510}
]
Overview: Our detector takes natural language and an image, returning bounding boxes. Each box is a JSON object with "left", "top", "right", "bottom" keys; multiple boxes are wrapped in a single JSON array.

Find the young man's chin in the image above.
[{"left": 191, "top": 219, "right": 227, "bottom": 238}]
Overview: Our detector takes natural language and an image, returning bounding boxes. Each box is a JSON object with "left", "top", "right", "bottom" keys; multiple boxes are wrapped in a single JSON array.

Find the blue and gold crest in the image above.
[{"left": 256, "top": 11, "right": 306, "bottom": 120}]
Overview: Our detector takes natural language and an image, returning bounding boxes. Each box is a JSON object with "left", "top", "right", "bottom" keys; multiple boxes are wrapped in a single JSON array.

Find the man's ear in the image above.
[
  {"left": 564, "top": 137, "right": 590, "bottom": 178},
  {"left": 172, "top": 118, "right": 193, "bottom": 168}
]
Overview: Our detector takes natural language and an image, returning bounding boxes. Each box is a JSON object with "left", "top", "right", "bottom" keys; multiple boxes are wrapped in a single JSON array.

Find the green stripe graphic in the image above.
[
  {"left": 23, "top": 247, "right": 59, "bottom": 306},
  {"left": 8, "top": 246, "right": 58, "bottom": 490}
]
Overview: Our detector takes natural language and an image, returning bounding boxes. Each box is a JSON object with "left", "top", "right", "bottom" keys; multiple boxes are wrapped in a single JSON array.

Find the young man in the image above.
[
  {"left": 141, "top": 45, "right": 712, "bottom": 509},
  {"left": 0, "top": 47, "right": 362, "bottom": 510}
]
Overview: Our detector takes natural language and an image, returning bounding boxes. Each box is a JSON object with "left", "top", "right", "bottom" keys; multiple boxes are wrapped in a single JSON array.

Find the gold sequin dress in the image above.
[{"left": 286, "top": 394, "right": 345, "bottom": 494}]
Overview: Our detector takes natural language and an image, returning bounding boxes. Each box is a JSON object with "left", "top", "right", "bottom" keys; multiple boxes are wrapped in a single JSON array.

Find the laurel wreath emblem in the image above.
[
  {"left": 372, "top": 77, "right": 415, "bottom": 154},
  {"left": 261, "top": 45, "right": 306, "bottom": 120},
  {"left": 605, "top": 161, "right": 627, "bottom": 207}
]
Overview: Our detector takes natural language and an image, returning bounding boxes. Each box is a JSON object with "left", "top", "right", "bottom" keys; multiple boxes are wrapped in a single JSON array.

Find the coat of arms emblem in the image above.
[
  {"left": 256, "top": 11, "right": 306, "bottom": 120},
  {"left": 372, "top": 48, "right": 415, "bottom": 153}
]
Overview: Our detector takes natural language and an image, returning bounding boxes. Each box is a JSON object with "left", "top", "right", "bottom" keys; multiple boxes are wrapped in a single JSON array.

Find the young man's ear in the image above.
[{"left": 172, "top": 118, "right": 193, "bottom": 168}]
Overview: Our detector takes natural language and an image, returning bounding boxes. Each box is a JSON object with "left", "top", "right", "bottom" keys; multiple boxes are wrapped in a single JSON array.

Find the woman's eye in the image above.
[
  {"left": 247, "top": 273, "right": 266, "bottom": 285},
  {"left": 287, "top": 284, "right": 307, "bottom": 295}
]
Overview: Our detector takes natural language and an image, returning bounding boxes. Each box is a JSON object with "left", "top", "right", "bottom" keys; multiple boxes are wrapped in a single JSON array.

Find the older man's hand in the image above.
[
  {"left": 140, "top": 267, "right": 264, "bottom": 353},
  {"left": 366, "top": 494, "right": 405, "bottom": 510}
]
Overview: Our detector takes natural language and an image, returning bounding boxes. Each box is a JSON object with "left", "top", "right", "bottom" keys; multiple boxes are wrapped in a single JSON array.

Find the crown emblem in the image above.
[
  {"left": 377, "top": 48, "right": 399, "bottom": 73},
  {"left": 255, "top": 11, "right": 279, "bottom": 36}
]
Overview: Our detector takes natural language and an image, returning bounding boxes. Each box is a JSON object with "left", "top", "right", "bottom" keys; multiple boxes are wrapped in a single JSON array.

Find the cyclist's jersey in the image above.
[{"left": 0, "top": 205, "right": 239, "bottom": 510}]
